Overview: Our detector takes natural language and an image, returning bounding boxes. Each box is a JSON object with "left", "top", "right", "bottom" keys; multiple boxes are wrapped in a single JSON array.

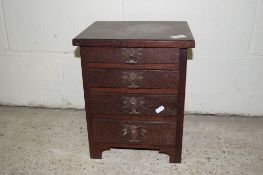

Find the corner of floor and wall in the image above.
[{"left": 0, "top": 0, "right": 263, "bottom": 117}]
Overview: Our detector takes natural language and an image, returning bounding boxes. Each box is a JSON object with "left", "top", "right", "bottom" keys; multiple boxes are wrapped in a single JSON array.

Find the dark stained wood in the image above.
[
  {"left": 85, "top": 63, "right": 179, "bottom": 70},
  {"left": 73, "top": 21, "right": 195, "bottom": 48},
  {"left": 175, "top": 48, "right": 188, "bottom": 163},
  {"left": 89, "top": 143, "right": 178, "bottom": 163},
  {"left": 74, "top": 21, "right": 195, "bottom": 163},
  {"left": 88, "top": 142, "right": 109, "bottom": 159},
  {"left": 92, "top": 114, "right": 177, "bottom": 122},
  {"left": 86, "top": 69, "right": 179, "bottom": 89},
  {"left": 88, "top": 93, "right": 178, "bottom": 116},
  {"left": 81, "top": 47, "right": 179, "bottom": 64},
  {"left": 93, "top": 119, "right": 177, "bottom": 145},
  {"left": 75, "top": 40, "right": 194, "bottom": 48},
  {"left": 90, "top": 88, "right": 178, "bottom": 94},
  {"left": 80, "top": 51, "right": 94, "bottom": 148}
]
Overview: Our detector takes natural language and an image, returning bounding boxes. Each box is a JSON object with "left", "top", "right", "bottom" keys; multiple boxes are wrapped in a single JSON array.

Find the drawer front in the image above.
[
  {"left": 89, "top": 93, "right": 178, "bottom": 116},
  {"left": 87, "top": 69, "right": 179, "bottom": 89},
  {"left": 81, "top": 47, "right": 179, "bottom": 64},
  {"left": 93, "top": 119, "right": 177, "bottom": 145}
]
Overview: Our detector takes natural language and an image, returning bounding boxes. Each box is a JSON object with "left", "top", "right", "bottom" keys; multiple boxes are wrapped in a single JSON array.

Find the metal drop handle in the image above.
[
  {"left": 125, "top": 59, "right": 138, "bottom": 64},
  {"left": 122, "top": 72, "right": 143, "bottom": 89},
  {"left": 122, "top": 97, "right": 144, "bottom": 115},
  {"left": 122, "top": 125, "right": 147, "bottom": 143},
  {"left": 127, "top": 84, "right": 139, "bottom": 88}
]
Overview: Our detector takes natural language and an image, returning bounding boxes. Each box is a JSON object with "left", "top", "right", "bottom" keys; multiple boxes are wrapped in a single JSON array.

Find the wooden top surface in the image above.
[{"left": 73, "top": 21, "right": 195, "bottom": 48}]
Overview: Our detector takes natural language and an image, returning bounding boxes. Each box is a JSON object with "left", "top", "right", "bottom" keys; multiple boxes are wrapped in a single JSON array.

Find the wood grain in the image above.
[
  {"left": 80, "top": 47, "right": 179, "bottom": 63},
  {"left": 93, "top": 119, "right": 177, "bottom": 145},
  {"left": 86, "top": 69, "right": 179, "bottom": 89},
  {"left": 88, "top": 93, "right": 178, "bottom": 116}
]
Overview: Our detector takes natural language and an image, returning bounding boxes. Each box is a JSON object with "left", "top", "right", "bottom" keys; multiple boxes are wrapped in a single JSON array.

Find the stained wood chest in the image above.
[{"left": 73, "top": 21, "right": 195, "bottom": 163}]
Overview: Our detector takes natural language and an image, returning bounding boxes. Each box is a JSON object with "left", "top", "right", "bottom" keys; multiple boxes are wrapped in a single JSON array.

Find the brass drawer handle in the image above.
[
  {"left": 122, "top": 125, "right": 147, "bottom": 143},
  {"left": 122, "top": 97, "right": 144, "bottom": 115},
  {"left": 125, "top": 59, "right": 138, "bottom": 64},
  {"left": 121, "top": 72, "right": 143, "bottom": 88},
  {"left": 122, "top": 48, "right": 142, "bottom": 64},
  {"left": 127, "top": 85, "right": 139, "bottom": 88}
]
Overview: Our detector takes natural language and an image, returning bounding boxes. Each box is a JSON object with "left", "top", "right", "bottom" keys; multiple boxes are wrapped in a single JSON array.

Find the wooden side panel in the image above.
[{"left": 175, "top": 48, "right": 188, "bottom": 163}]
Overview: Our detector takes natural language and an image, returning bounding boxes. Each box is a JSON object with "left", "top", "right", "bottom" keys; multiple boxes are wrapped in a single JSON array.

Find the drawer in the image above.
[
  {"left": 81, "top": 47, "right": 179, "bottom": 64},
  {"left": 87, "top": 69, "right": 179, "bottom": 89},
  {"left": 93, "top": 119, "right": 177, "bottom": 145},
  {"left": 89, "top": 93, "right": 178, "bottom": 116}
]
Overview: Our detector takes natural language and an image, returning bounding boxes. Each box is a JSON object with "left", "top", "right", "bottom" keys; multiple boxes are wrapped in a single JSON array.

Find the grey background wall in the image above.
[{"left": 0, "top": 0, "right": 262, "bottom": 116}]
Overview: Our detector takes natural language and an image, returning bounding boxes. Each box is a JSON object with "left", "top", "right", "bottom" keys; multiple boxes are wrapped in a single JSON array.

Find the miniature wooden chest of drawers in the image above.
[{"left": 73, "top": 21, "right": 194, "bottom": 163}]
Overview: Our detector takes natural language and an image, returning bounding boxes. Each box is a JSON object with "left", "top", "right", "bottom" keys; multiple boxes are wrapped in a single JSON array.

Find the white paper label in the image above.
[
  {"left": 170, "top": 35, "right": 187, "bottom": 39},
  {"left": 155, "top": 106, "right": 165, "bottom": 113}
]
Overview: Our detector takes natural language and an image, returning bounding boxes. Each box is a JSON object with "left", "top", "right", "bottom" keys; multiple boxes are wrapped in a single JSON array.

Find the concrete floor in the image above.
[{"left": 0, "top": 106, "right": 262, "bottom": 175}]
